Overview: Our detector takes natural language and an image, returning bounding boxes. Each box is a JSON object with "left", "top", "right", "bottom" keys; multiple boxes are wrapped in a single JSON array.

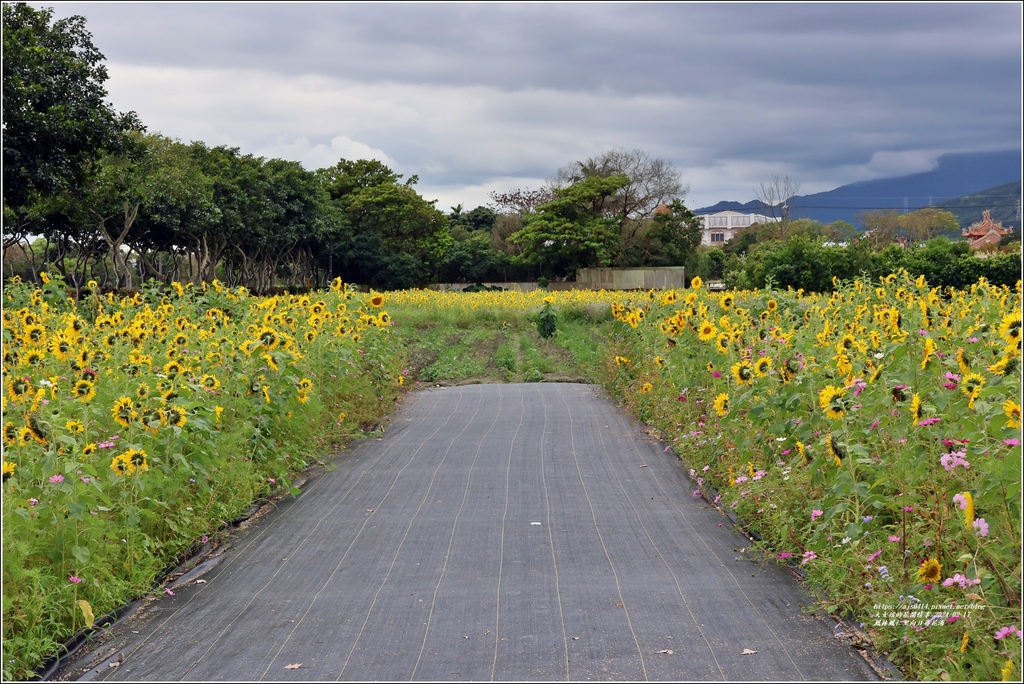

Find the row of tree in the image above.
[{"left": 3, "top": 3, "right": 706, "bottom": 292}]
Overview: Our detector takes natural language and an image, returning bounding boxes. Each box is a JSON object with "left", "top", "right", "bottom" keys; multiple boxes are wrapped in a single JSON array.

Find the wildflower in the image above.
[
  {"left": 867, "top": 549, "right": 882, "bottom": 562},
  {"left": 811, "top": 509, "right": 823, "bottom": 521},
  {"left": 973, "top": 518, "right": 989, "bottom": 537},
  {"left": 888, "top": 535, "right": 900, "bottom": 543},
  {"left": 878, "top": 565, "right": 890, "bottom": 579},
  {"left": 994, "top": 625, "right": 1019, "bottom": 640},
  {"left": 338, "top": 412, "right": 346, "bottom": 424},
  {"left": 690, "top": 276, "right": 703, "bottom": 289},
  {"left": 940, "top": 449, "right": 970, "bottom": 472},
  {"left": 953, "top": 491, "right": 975, "bottom": 528},
  {"left": 72, "top": 379, "right": 97, "bottom": 402},
  {"left": 777, "top": 552, "right": 794, "bottom": 559},
  {"left": 29, "top": 498, "right": 38, "bottom": 507},
  {"left": 698, "top": 321, "right": 718, "bottom": 342},
  {"left": 1005, "top": 438, "right": 1020, "bottom": 447},
  {"left": 917, "top": 417, "right": 941, "bottom": 427},
  {"left": 639, "top": 382, "right": 653, "bottom": 394},
  {"left": 903, "top": 506, "right": 914, "bottom": 512},
  {"left": 69, "top": 575, "right": 82, "bottom": 584},
  {"left": 917, "top": 558, "right": 942, "bottom": 584},
  {"left": 943, "top": 573, "right": 981, "bottom": 589},
  {"left": 369, "top": 293, "right": 385, "bottom": 308},
  {"left": 801, "top": 551, "right": 817, "bottom": 564},
  {"left": 49, "top": 474, "right": 64, "bottom": 484},
  {"left": 910, "top": 393, "right": 922, "bottom": 424}
]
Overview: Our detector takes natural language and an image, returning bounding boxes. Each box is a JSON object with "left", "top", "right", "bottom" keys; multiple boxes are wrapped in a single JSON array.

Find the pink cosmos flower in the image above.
[
  {"left": 801, "top": 551, "right": 817, "bottom": 564},
  {"left": 811, "top": 509, "right": 823, "bottom": 521},
  {"left": 973, "top": 518, "right": 989, "bottom": 537},
  {"left": 888, "top": 535, "right": 901, "bottom": 543},
  {"left": 28, "top": 498, "right": 38, "bottom": 507},
  {"left": 953, "top": 493, "right": 968, "bottom": 510},
  {"left": 69, "top": 576, "right": 82, "bottom": 584},
  {"left": 49, "top": 474, "right": 64, "bottom": 484},
  {"left": 867, "top": 549, "right": 882, "bottom": 562},
  {"left": 777, "top": 552, "right": 795, "bottom": 559},
  {"left": 711, "top": 371, "right": 722, "bottom": 379},
  {"left": 994, "top": 625, "right": 1019, "bottom": 640},
  {"left": 903, "top": 506, "right": 914, "bottom": 512},
  {"left": 918, "top": 418, "right": 942, "bottom": 427},
  {"left": 1005, "top": 438, "right": 1021, "bottom": 447}
]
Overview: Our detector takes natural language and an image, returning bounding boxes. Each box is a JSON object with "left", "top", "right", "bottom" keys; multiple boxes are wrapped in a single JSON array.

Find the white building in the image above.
[{"left": 696, "top": 210, "right": 778, "bottom": 246}]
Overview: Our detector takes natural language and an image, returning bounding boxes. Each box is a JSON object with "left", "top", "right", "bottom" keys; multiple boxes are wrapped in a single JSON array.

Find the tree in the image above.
[
  {"left": 858, "top": 209, "right": 901, "bottom": 248},
  {"left": 2, "top": 3, "right": 139, "bottom": 216},
  {"left": 755, "top": 174, "right": 801, "bottom": 240},
  {"left": 555, "top": 148, "right": 685, "bottom": 221},
  {"left": 898, "top": 208, "right": 960, "bottom": 245},
  {"left": 508, "top": 174, "right": 629, "bottom": 278},
  {"left": 646, "top": 199, "right": 704, "bottom": 266}
]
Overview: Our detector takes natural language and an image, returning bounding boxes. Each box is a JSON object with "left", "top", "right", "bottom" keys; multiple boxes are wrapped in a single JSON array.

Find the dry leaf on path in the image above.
[
  {"left": 657, "top": 649, "right": 674, "bottom": 655},
  {"left": 283, "top": 663, "right": 303, "bottom": 669},
  {"left": 741, "top": 648, "right": 758, "bottom": 655}
]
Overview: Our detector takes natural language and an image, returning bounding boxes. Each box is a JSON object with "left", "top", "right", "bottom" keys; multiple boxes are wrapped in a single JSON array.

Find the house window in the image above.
[{"left": 711, "top": 232, "right": 725, "bottom": 243}]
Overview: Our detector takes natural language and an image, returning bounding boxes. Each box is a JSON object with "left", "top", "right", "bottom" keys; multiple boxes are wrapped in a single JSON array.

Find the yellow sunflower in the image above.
[
  {"left": 917, "top": 558, "right": 942, "bottom": 584},
  {"left": 111, "top": 396, "right": 137, "bottom": 428},
  {"left": 731, "top": 360, "right": 754, "bottom": 386},
  {"left": 698, "top": 321, "right": 718, "bottom": 342},
  {"left": 72, "top": 379, "right": 96, "bottom": 402},
  {"left": 1004, "top": 399, "right": 1022, "bottom": 429},
  {"left": 754, "top": 357, "right": 772, "bottom": 377},
  {"left": 819, "top": 385, "right": 848, "bottom": 420},
  {"left": 713, "top": 393, "right": 729, "bottom": 417}
]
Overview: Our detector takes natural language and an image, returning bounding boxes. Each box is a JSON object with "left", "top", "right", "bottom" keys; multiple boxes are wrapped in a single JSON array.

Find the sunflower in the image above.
[
  {"left": 713, "top": 393, "right": 729, "bottom": 418},
  {"left": 698, "top": 321, "right": 718, "bottom": 342},
  {"left": 917, "top": 558, "right": 942, "bottom": 584},
  {"left": 304, "top": 330, "right": 318, "bottom": 343},
  {"left": 719, "top": 294, "right": 734, "bottom": 310},
  {"left": 825, "top": 433, "right": 846, "bottom": 466},
  {"left": 24, "top": 350, "right": 45, "bottom": 366},
  {"left": 731, "top": 360, "right": 754, "bottom": 386},
  {"left": 162, "top": 360, "right": 185, "bottom": 379},
  {"left": 138, "top": 407, "right": 162, "bottom": 432},
  {"left": 999, "top": 311, "right": 1021, "bottom": 345},
  {"left": 111, "top": 397, "right": 137, "bottom": 428},
  {"left": 959, "top": 491, "right": 975, "bottom": 528},
  {"left": 297, "top": 391, "right": 310, "bottom": 404},
  {"left": 1004, "top": 399, "right": 1022, "bottom": 429},
  {"left": 72, "top": 379, "right": 96, "bottom": 402},
  {"left": 715, "top": 333, "right": 730, "bottom": 354},
  {"left": 639, "top": 382, "right": 653, "bottom": 394},
  {"left": 297, "top": 378, "right": 314, "bottom": 393},
  {"left": 960, "top": 372, "right": 985, "bottom": 408},
  {"left": 136, "top": 383, "right": 152, "bottom": 400},
  {"left": 3, "top": 423, "right": 19, "bottom": 445},
  {"left": 17, "top": 427, "right": 34, "bottom": 446},
  {"left": 766, "top": 299, "right": 778, "bottom": 312},
  {"left": 369, "top": 294, "right": 385, "bottom": 308},
  {"left": 162, "top": 406, "right": 187, "bottom": 428},
  {"left": 82, "top": 443, "right": 97, "bottom": 457},
  {"left": 7, "top": 376, "right": 32, "bottom": 403},
  {"left": 22, "top": 324, "right": 45, "bottom": 346},
  {"left": 819, "top": 385, "right": 848, "bottom": 420},
  {"left": 910, "top": 393, "right": 923, "bottom": 424},
  {"left": 754, "top": 357, "right": 772, "bottom": 377},
  {"left": 615, "top": 356, "right": 631, "bottom": 367},
  {"left": 257, "top": 327, "right": 281, "bottom": 351},
  {"left": 955, "top": 348, "right": 971, "bottom": 375},
  {"left": 2, "top": 460, "right": 16, "bottom": 482},
  {"left": 920, "top": 337, "right": 937, "bottom": 370},
  {"left": 65, "top": 419, "right": 85, "bottom": 434},
  {"left": 199, "top": 375, "right": 220, "bottom": 392}
]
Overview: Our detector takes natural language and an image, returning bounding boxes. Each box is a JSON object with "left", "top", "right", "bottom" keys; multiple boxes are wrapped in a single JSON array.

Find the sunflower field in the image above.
[
  {"left": 2, "top": 271, "right": 1021, "bottom": 681},
  {"left": 602, "top": 271, "right": 1022, "bottom": 681},
  {"left": 1, "top": 274, "right": 405, "bottom": 679}
]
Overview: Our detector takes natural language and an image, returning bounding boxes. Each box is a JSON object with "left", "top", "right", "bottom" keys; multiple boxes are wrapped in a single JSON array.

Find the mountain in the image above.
[
  {"left": 933, "top": 180, "right": 1021, "bottom": 232},
  {"left": 696, "top": 150, "right": 1022, "bottom": 227}
]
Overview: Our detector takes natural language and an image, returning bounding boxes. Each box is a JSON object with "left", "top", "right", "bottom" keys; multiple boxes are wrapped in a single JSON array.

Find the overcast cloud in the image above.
[{"left": 42, "top": 2, "right": 1023, "bottom": 210}]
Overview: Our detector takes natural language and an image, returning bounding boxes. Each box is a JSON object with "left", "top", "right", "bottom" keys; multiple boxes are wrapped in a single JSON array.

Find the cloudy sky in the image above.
[{"left": 43, "top": 2, "right": 1023, "bottom": 211}]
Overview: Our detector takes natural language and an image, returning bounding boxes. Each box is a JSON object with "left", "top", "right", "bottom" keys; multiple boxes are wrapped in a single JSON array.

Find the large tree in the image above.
[
  {"left": 2, "top": 3, "right": 139, "bottom": 220},
  {"left": 509, "top": 174, "right": 629, "bottom": 277}
]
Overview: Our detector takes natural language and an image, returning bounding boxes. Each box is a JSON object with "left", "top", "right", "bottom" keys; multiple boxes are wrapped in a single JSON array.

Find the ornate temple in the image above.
[{"left": 962, "top": 209, "right": 1013, "bottom": 251}]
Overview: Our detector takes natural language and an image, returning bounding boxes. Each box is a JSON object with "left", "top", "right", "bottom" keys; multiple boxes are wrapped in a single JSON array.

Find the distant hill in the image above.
[
  {"left": 933, "top": 180, "right": 1021, "bottom": 232},
  {"left": 696, "top": 150, "right": 1021, "bottom": 227}
]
